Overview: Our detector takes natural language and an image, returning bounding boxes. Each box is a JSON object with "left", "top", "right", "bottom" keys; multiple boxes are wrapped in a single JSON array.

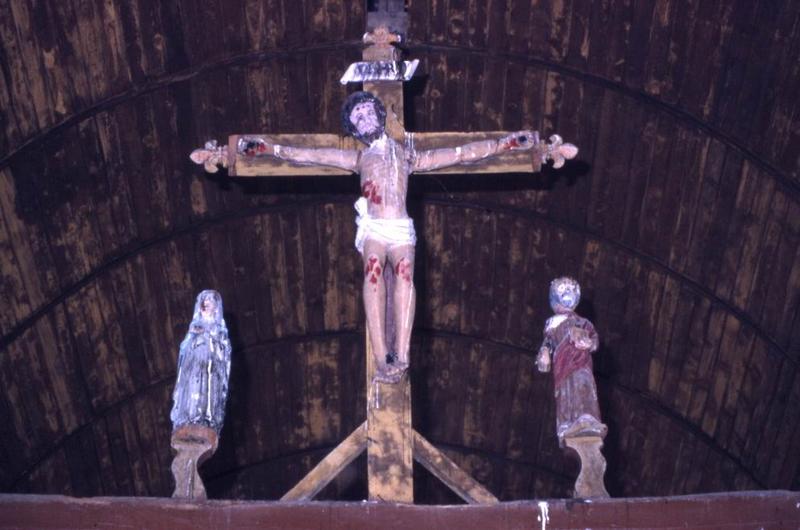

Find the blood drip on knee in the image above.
[
  {"left": 365, "top": 256, "right": 381, "bottom": 285},
  {"left": 395, "top": 258, "right": 412, "bottom": 282}
]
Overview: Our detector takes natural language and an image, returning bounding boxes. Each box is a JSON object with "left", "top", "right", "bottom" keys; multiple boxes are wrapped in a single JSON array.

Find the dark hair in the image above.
[{"left": 341, "top": 91, "right": 387, "bottom": 143}]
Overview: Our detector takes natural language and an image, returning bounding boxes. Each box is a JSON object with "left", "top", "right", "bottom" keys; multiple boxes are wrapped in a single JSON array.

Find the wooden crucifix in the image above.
[{"left": 190, "top": 6, "right": 576, "bottom": 505}]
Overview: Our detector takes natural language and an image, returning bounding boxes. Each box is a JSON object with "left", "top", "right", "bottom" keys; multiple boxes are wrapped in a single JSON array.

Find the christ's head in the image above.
[
  {"left": 342, "top": 92, "right": 386, "bottom": 145},
  {"left": 549, "top": 277, "right": 580, "bottom": 314}
]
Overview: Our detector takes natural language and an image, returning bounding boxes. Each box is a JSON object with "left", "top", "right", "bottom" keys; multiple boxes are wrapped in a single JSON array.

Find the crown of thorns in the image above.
[{"left": 341, "top": 91, "right": 387, "bottom": 138}]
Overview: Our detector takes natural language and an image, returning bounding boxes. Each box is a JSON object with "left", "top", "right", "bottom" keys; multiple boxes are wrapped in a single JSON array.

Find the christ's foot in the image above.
[{"left": 374, "top": 361, "right": 408, "bottom": 384}]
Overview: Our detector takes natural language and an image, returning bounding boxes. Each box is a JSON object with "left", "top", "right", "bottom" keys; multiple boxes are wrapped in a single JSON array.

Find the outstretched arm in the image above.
[
  {"left": 411, "top": 131, "right": 539, "bottom": 173},
  {"left": 241, "top": 138, "right": 359, "bottom": 172},
  {"left": 190, "top": 137, "right": 360, "bottom": 174}
]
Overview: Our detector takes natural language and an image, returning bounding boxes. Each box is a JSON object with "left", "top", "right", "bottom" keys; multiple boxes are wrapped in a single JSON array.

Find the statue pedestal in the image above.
[
  {"left": 563, "top": 435, "right": 609, "bottom": 499},
  {"left": 170, "top": 425, "right": 219, "bottom": 500}
]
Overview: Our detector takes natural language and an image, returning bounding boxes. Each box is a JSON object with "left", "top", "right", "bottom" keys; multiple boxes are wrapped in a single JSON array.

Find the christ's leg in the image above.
[
  {"left": 388, "top": 244, "right": 415, "bottom": 373},
  {"left": 362, "top": 239, "right": 390, "bottom": 380}
]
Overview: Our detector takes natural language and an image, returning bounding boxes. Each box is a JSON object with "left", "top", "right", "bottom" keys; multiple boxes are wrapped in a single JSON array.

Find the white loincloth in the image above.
[{"left": 354, "top": 197, "right": 416, "bottom": 254}]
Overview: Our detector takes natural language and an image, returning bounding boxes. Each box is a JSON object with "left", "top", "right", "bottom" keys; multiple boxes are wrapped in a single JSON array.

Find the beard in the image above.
[{"left": 357, "top": 126, "right": 384, "bottom": 145}]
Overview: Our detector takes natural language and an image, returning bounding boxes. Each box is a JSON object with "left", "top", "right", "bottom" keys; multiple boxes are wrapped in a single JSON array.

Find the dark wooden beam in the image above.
[{"left": 2, "top": 491, "right": 798, "bottom": 529}]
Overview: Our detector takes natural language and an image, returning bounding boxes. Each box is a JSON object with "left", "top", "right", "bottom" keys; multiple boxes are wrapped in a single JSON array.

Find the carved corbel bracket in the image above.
[
  {"left": 563, "top": 435, "right": 610, "bottom": 499},
  {"left": 170, "top": 425, "right": 219, "bottom": 500}
]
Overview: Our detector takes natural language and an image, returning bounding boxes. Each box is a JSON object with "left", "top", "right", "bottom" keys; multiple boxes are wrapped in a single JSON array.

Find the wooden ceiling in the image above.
[{"left": 1, "top": 0, "right": 799, "bottom": 502}]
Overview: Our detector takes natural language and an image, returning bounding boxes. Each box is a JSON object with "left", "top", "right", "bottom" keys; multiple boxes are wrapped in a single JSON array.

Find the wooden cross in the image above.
[{"left": 191, "top": 5, "right": 575, "bottom": 505}]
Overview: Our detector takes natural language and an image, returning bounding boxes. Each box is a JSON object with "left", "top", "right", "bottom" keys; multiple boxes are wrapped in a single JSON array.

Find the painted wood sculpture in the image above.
[
  {"left": 537, "top": 277, "right": 609, "bottom": 498},
  {"left": 169, "top": 290, "right": 232, "bottom": 500},
  {"left": 239, "top": 93, "right": 540, "bottom": 384},
  {"left": 189, "top": 5, "right": 578, "bottom": 504}
]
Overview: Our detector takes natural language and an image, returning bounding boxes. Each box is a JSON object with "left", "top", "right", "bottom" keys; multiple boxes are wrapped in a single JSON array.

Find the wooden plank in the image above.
[
  {"left": 672, "top": 297, "right": 712, "bottom": 417},
  {"left": 501, "top": 217, "right": 532, "bottom": 345},
  {"left": 461, "top": 341, "right": 489, "bottom": 449},
  {"left": 506, "top": 0, "right": 532, "bottom": 55},
  {"left": 281, "top": 422, "right": 366, "bottom": 501},
  {"left": 116, "top": 257, "right": 158, "bottom": 383},
  {"left": 619, "top": 114, "right": 658, "bottom": 247},
  {"left": 641, "top": 0, "right": 676, "bottom": 99},
  {"left": 466, "top": 0, "right": 490, "bottom": 49},
  {"left": 487, "top": 212, "right": 511, "bottom": 340},
  {"left": 591, "top": 95, "right": 638, "bottom": 241},
  {"left": 420, "top": 203, "right": 445, "bottom": 328},
  {"left": 681, "top": 139, "right": 727, "bottom": 279},
  {"left": 54, "top": 0, "right": 99, "bottom": 102},
  {"left": 34, "top": 308, "right": 89, "bottom": 434},
  {"left": 7, "top": 0, "right": 56, "bottom": 131},
  {"left": 423, "top": 53, "right": 447, "bottom": 133},
  {"left": 479, "top": 50, "right": 506, "bottom": 133},
  {"left": 545, "top": 0, "right": 571, "bottom": 63},
  {"left": 318, "top": 204, "right": 347, "bottom": 331},
  {"left": 638, "top": 119, "right": 677, "bottom": 260},
  {"left": 412, "top": 430, "right": 498, "bottom": 504},
  {"left": 280, "top": 210, "right": 310, "bottom": 335},
  {"left": 745, "top": 189, "right": 788, "bottom": 320},
  {"left": 699, "top": 314, "right": 740, "bottom": 437},
  {"left": 648, "top": 276, "right": 680, "bottom": 396},
  {"left": 716, "top": 322, "right": 757, "bottom": 449},
  {"left": 563, "top": 0, "right": 590, "bottom": 71},
  {"left": 775, "top": 228, "right": 800, "bottom": 349},
  {"left": 756, "top": 200, "right": 799, "bottom": 341},
  {"left": 103, "top": 412, "right": 136, "bottom": 495},
  {"left": 4, "top": 490, "right": 800, "bottom": 529},
  {"left": 461, "top": 211, "right": 494, "bottom": 337},
  {"left": 713, "top": 161, "right": 762, "bottom": 300},
  {"left": 485, "top": 350, "right": 521, "bottom": 458},
  {"left": 435, "top": 206, "right": 464, "bottom": 332},
  {"left": 503, "top": 354, "right": 536, "bottom": 462},
  {"left": 667, "top": 134, "right": 708, "bottom": 273},
  {"left": 304, "top": 341, "right": 341, "bottom": 444},
  {"left": 733, "top": 337, "right": 767, "bottom": 459}
]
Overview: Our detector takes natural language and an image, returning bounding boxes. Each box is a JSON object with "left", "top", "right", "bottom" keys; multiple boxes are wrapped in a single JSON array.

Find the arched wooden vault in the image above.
[{"left": 1, "top": 0, "right": 799, "bottom": 503}]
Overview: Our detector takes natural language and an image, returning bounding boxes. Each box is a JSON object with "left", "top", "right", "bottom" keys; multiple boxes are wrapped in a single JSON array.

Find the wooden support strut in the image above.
[
  {"left": 281, "top": 422, "right": 368, "bottom": 501},
  {"left": 412, "top": 430, "right": 498, "bottom": 504}
]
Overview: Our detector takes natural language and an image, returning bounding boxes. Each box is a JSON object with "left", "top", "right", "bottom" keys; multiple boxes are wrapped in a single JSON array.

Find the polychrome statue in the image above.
[
  {"left": 169, "top": 290, "right": 231, "bottom": 499},
  {"left": 536, "top": 277, "right": 607, "bottom": 445},
  {"left": 171, "top": 290, "right": 232, "bottom": 431}
]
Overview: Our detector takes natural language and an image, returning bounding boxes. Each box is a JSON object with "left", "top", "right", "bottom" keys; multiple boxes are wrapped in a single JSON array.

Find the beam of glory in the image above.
[{"left": 190, "top": 23, "right": 577, "bottom": 504}]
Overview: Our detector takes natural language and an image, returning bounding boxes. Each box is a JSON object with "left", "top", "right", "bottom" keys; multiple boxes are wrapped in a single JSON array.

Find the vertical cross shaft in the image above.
[{"left": 361, "top": 19, "right": 414, "bottom": 503}]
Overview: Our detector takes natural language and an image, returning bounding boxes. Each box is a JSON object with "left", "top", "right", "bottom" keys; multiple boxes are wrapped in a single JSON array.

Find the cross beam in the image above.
[{"left": 224, "top": 132, "right": 546, "bottom": 177}]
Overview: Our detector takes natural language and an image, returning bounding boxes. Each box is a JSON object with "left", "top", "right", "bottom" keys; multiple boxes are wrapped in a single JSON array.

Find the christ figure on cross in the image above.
[{"left": 238, "top": 91, "right": 540, "bottom": 383}]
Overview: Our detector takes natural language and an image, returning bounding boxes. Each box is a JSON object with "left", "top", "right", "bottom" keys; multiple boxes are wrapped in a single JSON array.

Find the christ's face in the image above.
[{"left": 349, "top": 102, "right": 381, "bottom": 137}]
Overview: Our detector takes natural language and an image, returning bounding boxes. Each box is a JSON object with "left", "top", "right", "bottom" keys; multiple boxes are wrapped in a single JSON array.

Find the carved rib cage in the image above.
[{"left": 0, "top": 0, "right": 799, "bottom": 503}]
